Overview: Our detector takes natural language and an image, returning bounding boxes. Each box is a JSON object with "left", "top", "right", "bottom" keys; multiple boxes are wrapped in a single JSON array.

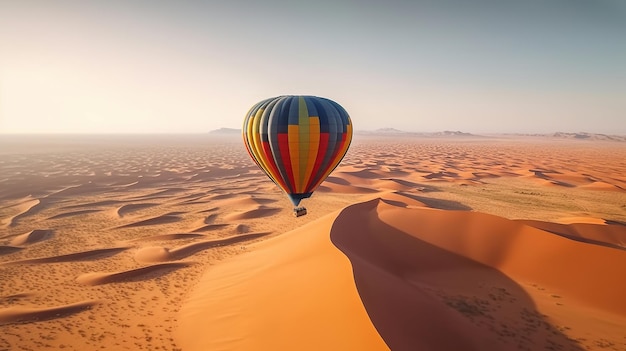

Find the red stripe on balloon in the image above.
[
  {"left": 305, "top": 132, "right": 329, "bottom": 191},
  {"left": 277, "top": 133, "right": 296, "bottom": 192},
  {"left": 262, "top": 141, "right": 288, "bottom": 191}
]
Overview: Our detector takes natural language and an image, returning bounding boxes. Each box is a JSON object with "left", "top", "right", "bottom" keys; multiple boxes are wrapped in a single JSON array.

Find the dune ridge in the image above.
[
  {"left": 0, "top": 292, "right": 34, "bottom": 303},
  {"left": 117, "top": 213, "right": 183, "bottom": 228},
  {"left": 223, "top": 206, "right": 282, "bottom": 221},
  {"left": 135, "top": 232, "right": 271, "bottom": 262},
  {"left": 518, "top": 219, "right": 626, "bottom": 250},
  {"left": 47, "top": 209, "right": 102, "bottom": 220},
  {"left": 9, "top": 230, "right": 54, "bottom": 246},
  {"left": 76, "top": 262, "right": 192, "bottom": 286},
  {"left": 2, "top": 247, "right": 129, "bottom": 265},
  {"left": 115, "top": 203, "right": 158, "bottom": 217},
  {"left": 4, "top": 198, "right": 42, "bottom": 227},
  {"left": 130, "top": 233, "right": 205, "bottom": 242}
]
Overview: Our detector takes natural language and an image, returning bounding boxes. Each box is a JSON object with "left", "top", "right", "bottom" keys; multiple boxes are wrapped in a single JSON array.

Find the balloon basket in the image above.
[{"left": 293, "top": 207, "right": 307, "bottom": 217}]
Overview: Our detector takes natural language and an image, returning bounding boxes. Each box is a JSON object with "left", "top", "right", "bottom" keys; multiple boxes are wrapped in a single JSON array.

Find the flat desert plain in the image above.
[{"left": 1, "top": 134, "right": 625, "bottom": 351}]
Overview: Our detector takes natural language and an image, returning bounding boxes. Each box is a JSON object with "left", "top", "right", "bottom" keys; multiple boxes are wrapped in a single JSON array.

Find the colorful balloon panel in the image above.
[{"left": 243, "top": 96, "right": 353, "bottom": 206}]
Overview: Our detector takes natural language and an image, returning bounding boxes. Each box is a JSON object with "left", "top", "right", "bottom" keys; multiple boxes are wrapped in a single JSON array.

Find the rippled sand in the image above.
[{"left": 1, "top": 134, "right": 625, "bottom": 351}]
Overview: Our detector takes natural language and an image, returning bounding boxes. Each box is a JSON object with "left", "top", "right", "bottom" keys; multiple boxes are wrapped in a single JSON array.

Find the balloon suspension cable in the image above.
[{"left": 293, "top": 207, "right": 307, "bottom": 217}]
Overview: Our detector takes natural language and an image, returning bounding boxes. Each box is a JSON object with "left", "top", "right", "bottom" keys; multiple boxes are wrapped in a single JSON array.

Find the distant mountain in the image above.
[
  {"left": 432, "top": 130, "right": 475, "bottom": 137},
  {"left": 211, "top": 126, "right": 486, "bottom": 138},
  {"left": 209, "top": 128, "right": 241, "bottom": 135},
  {"left": 374, "top": 128, "right": 407, "bottom": 134},
  {"left": 356, "top": 129, "right": 479, "bottom": 138},
  {"left": 552, "top": 132, "right": 626, "bottom": 142},
  {"left": 501, "top": 132, "right": 626, "bottom": 142}
]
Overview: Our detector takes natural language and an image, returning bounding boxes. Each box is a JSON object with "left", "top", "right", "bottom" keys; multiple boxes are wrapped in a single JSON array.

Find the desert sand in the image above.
[{"left": 1, "top": 134, "right": 625, "bottom": 351}]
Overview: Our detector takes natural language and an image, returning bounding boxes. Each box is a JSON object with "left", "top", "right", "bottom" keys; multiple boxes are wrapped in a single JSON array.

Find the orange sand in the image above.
[{"left": 1, "top": 134, "right": 625, "bottom": 350}]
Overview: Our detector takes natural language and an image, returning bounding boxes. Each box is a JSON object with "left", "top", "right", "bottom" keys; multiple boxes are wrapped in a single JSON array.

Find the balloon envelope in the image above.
[{"left": 243, "top": 95, "right": 353, "bottom": 206}]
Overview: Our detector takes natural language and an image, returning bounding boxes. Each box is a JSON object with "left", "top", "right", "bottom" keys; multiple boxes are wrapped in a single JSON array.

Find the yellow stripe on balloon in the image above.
[
  {"left": 245, "top": 111, "right": 259, "bottom": 166},
  {"left": 302, "top": 116, "right": 320, "bottom": 191},
  {"left": 288, "top": 124, "right": 300, "bottom": 192},
  {"left": 250, "top": 109, "right": 279, "bottom": 186}
]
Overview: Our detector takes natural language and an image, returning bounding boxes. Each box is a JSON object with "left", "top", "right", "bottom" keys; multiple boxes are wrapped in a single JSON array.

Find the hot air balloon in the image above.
[{"left": 243, "top": 95, "right": 353, "bottom": 217}]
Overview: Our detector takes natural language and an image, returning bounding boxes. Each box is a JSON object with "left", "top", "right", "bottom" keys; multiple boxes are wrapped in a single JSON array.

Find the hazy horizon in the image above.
[{"left": 1, "top": 0, "right": 625, "bottom": 135}]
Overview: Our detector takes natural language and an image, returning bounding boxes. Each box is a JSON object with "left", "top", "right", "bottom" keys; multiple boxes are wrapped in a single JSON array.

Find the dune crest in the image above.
[
  {"left": 47, "top": 209, "right": 102, "bottom": 220},
  {"left": 76, "top": 262, "right": 192, "bottom": 286},
  {"left": 2, "top": 247, "right": 129, "bottom": 265},
  {"left": 117, "top": 213, "right": 183, "bottom": 228},
  {"left": 115, "top": 203, "right": 158, "bottom": 217},
  {"left": 223, "top": 206, "right": 282, "bottom": 221},
  {"left": 135, "top": 232, "right": 271, "bottom": 263},
  {"left": 4, "top": 198, "right": 42, "bottom": 227},
  {"left": 518, "top": 219, "right": 626, "bottom": 250},
  {"left": 10, "top": 229, "right": 54, "bottom": 246},
  {"left": 130, "top": 233, "right": 205, "bottom": 242}
]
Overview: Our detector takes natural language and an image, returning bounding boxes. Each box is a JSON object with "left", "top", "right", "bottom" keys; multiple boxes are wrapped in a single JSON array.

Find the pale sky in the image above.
[{"left": 1, "top": 0, "right": 625, "bottom": 134}]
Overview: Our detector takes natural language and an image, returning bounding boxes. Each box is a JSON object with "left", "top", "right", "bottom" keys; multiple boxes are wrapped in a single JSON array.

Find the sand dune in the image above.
[
  {"left": 197, "top": 206, "right": 219, "bottom": 213},
  {"left": 0, "top": 292, "right": 33, "bottom": 303},
  {"left": 223, "top": 206, "right": 282, "bottom": 221},
  {"left": 2, "top": 135, "right": 625, "bottom": 351},
  {"left": 135, "top": 232, "right": 271, "bottom": 263},
  {"left": 179, "top": 210, "right": 390, "bottom": 351},
  {"left": 317, "top": 182, "right": 379, "bottom": 194},
  {"left": 76, "top": 262, "right": 192, "bottom": 286},
  {"left": 117, "top": 213, "right": 183, "bottom": 228},
  {"left": 115, "top": 203, "right": 158, "bottom": 217},
  {"left": 190, "top": 223, "right": 230, "bottom": 232},
  {"left": 130, "top": 233, "right": 206, "bottom": 242},
  {"left": 371, "top": 178, "right": 429, "bottom": 192},
  {"left": 10, "top": 229, "right": 54, "bottom": 245},
  {"left": 2, "top": 247, "right": 129, "bottom": 265},
  {"left": 519, "top": 219, "right": 626, "bottom": 250},
  {"left": 4, "top": 198, "right": 42, "bottom": 227},
  {"left": 0, "top": 301, "right": 97, "bottom": 325},
  {"left": 127, "top": 188, "right": 187, "bottom": 200},
  {"left": 579, "top": 181, "right": 623, "bottom": 191},
  {"left": 47, "top": 209, "right": 102, "bottom": 219},
  {"left": 370, "top": 200, "right": 626, "bottom": 314},
  {"left": 210, "top": 194, "right": 278, "bottom": 207},
  {"left": 48, "top": 183, "right": 107, "bottom": 198},
  {"left": 181, "top": 196, "right": 626, "bottom": 350}
]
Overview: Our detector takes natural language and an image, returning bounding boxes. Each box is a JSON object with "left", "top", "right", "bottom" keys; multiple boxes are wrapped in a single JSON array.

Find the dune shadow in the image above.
[
  {"left": 329, "top": 200, "right": 583, "bottom": 351},
  {"left": 0, "top": 301, "right": 97, "bottom": 325},
  {"left": 0, "top": 246, "right": 23, "bottom": 256},
  {"left": 136, "top": 232, "right": 272, "bottom": 263},
  {"left": 77, "top": 263, "right": 191, "bottom": 286},
  {"left": 381, "top": 178, "right": 441, "bottom": 193},
  {"left": 397, "top": 192, "right": 473, "bottom": 211},
  {"left": 605, "top": 219, "right": 626, "bottom": 227},
  {"left": 531, "top": 229, "right": 626, "bottom": 252}
]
